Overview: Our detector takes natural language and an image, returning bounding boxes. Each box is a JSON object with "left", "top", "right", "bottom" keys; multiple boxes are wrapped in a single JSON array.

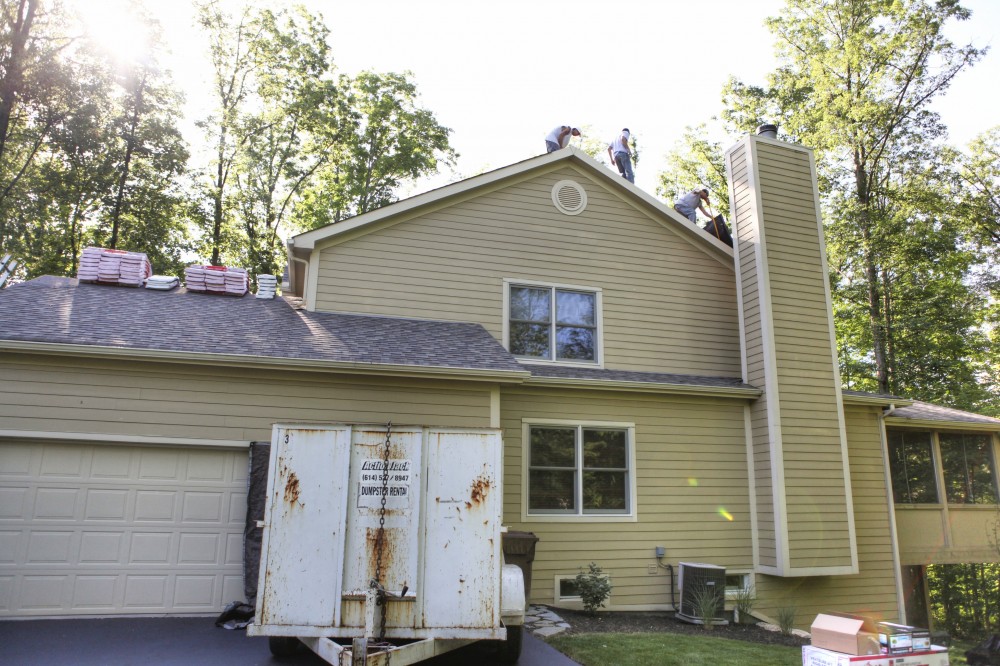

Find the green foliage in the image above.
[
  {"left": 775, "top": 606, "right": 796, "bottom": 635},
  {"left": 690, "top": 583, "right": 722, "bottom": 630},
  {"left": 575, "top": 562, "right": 612, "bottom": 615},
  {"left": 927, "top": 563, "right": 1000, "bottom": 639},
  {"left": 547, "top": 632, "right": 803, "bottom": 666},
  {"left": 733, "top": 583, "right": 755, "bottom": 624}
]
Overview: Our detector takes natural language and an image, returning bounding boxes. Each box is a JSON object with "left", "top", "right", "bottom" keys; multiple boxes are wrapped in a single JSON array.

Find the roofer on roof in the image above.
[
  {"left": 545, "top": 126, "right": 581, "bottom": 153},
  {"left": 607, "top": 128, "right": 634, "bottom": 184},
  {"left": 674, "top": 186, "right": 712, "bottom": 223}
]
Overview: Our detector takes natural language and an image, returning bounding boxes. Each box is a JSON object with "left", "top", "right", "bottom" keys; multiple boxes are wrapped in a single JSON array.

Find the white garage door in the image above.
[{"left": 0, "top": 440, "right": 248, "bottom": 617}]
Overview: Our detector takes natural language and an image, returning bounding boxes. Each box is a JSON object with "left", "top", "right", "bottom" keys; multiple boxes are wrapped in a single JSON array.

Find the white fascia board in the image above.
[
  {"left": 1, "top": 340, "right": 531, "bottom": 384},
  {"left": 289, "top": 147, "right": 734, "bottom": 265}
]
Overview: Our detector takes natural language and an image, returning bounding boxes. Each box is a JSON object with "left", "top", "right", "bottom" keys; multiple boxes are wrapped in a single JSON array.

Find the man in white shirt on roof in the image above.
[
  {"left": 545, "top": 125, "right": 581, "bottom": 153},
  {"left": 607, "top": 128, "right": 634, "bottom": 184}
]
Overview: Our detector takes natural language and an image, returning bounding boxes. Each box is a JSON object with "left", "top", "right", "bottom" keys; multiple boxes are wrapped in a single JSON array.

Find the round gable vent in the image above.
[{"left": 551, "top": 180, "right": 587, "bottom": 216}]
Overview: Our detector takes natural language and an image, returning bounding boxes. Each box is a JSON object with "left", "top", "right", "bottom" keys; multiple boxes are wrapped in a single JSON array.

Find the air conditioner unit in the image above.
[{"left": 675, "top": 562, "right": 728, "bottom": 625}]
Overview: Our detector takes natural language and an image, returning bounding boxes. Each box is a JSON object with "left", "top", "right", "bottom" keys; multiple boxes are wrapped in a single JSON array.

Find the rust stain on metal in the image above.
[
  {"left": 283, "top": 472, "right": 301, "bottom": 505},
  {"left": 470, "top": 474, "right": 492, "bottom": 504},
  {"left": 365, "top": 527, "right": 397, "bottom": 581},
  {"left": 465, "top": 501, "right": 472, "bottom": 509}
]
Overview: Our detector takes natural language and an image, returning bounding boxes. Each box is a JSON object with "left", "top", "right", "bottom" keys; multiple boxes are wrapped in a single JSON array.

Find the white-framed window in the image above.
[
  {"left": 503, "top": 279, "right": 603, "bottom": 366},
  {"left": 522, "top": 420, "right": 636, "bottom": 522},
  {"left": 724, "top": 572, "right": 754, "bottom": 599},
  {"left": 552, "top": 574, "right": 612, "bottom": 608}
]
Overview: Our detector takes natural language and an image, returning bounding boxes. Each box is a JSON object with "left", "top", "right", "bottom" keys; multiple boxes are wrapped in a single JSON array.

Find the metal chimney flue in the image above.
[{"left": 757, "top": 124, "right": 778, "bottom": 139}]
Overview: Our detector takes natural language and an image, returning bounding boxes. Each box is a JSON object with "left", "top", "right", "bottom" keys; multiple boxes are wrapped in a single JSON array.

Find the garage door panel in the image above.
[{"left": 0, "top": 441, "right": 248, "bottom": 617}]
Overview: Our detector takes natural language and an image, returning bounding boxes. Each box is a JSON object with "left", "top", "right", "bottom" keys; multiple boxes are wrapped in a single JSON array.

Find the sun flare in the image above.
[{"left": 73, "top": 0, "right": 151, "bottom": 64}]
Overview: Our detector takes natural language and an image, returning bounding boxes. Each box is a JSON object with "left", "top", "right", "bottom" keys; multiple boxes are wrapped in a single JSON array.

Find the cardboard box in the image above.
[
  {"left": 878, "top": 622, "right": 930, "bottom": 655},
  {"left": 802, "top": 644, "right": 950, "bottom": 666},
  {"left": 811, "top": 613, "right": 880, "bottom": 656}
]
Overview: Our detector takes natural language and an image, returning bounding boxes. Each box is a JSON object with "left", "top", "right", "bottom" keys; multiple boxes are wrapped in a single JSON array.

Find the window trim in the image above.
[
  {"left": 502, "top": 278, "right": 604, "bottom": 368},
  {"left": 724, "top": 571, "right": 755, "bottom": 600},
  {"left": 520, "top": 418, "right": 637, "bottom": 523}
]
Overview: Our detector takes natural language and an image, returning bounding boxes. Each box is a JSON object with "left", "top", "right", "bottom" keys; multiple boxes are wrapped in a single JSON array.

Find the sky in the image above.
[{"left": 80, "top": 0, "right": 1000, "bottom": 197}]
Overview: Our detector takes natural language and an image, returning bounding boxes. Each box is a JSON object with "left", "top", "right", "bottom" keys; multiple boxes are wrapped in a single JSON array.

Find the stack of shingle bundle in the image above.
[
  {"left": 118, "top": 252, "right": 151, "bottom": 287},
  {"left": 255, "top": 274, "right": 277, "bottom": 299},
  {"left": 184, "top": 265, "right": 207, "bottom": 291},
  {"left": 76, "top": 247, "right": 104, "bottom": 282},
  {"left": 184, "top": 265, "right": 248, "bottom": 295},
  {"left": 204, "top": 266, "right": 227, "bottom": 292},
  {"left": 146, "top": 275, "right": 179, "bottom": 291},
  {"left": 97, "top": 250, "right": 125, "bottom": 283},
  {"left": 224, "top": 267, "right": 248, "bottom": 295},
  {"left": 76, "top": 247, "right": 151, "bottom": 287}
]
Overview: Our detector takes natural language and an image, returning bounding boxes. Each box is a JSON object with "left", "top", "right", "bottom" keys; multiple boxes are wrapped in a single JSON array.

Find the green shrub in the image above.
[
  {"left": 733, "top": 583, "right": 755, "bottom": 623},
  {"left": 690, "top": 583, "right": 722, "bottom": 630},
  {"left": 776, "top": 606, "right": 796, "bottom": 635},
  {"left": 575, "top": 562, "right": 612, "bottom": 614}
]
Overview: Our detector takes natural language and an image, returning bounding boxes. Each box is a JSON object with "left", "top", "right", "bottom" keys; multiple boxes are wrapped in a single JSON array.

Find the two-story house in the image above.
[{"left": 1, "top": 133, "right": 998, "bottom": 629}]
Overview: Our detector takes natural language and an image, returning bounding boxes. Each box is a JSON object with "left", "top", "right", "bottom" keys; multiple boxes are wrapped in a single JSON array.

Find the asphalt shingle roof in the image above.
[
  {"left": 888, "top": 401, "right": 1000, "bottom": 427},
  {"left": 0, "top": 277, "right": 524, "bottom": 373}
]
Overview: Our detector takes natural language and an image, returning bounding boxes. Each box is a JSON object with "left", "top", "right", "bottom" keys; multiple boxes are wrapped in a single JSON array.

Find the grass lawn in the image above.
[{"left": 546, "top": 631, "right": 803, "bottom": 666}]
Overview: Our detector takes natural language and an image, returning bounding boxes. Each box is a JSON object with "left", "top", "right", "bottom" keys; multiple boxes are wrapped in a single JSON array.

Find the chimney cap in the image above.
[{"left": 757, "top": 123, "right": 778, "bottom": 139}]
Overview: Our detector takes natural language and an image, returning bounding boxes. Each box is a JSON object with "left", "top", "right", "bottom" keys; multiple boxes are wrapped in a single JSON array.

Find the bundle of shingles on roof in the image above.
[
  {"left": 145, "top": 275, "right": 179, "bottom": 291},
  {"left": 184, "top": 265, "right": 248, "bottom": 296},
  {"left": 255, "top": 274, "right": 277, "bottom": 299},
  {"left": 77, "top": 247, "right": 152, "bottom": 287}
]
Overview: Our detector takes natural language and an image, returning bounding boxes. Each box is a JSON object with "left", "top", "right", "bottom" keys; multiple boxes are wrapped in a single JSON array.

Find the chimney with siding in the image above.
[{"left": 725, "top": 131, "right": 858, "bottom": 576}]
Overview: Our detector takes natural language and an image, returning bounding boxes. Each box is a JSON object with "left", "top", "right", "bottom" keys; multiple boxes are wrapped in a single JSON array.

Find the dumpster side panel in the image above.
[
  {"left": 421, "top": 429, "right": 503, "bottom": 630},
  {"left": 258, "top": 426, "right": 351, "bottom": 627}
]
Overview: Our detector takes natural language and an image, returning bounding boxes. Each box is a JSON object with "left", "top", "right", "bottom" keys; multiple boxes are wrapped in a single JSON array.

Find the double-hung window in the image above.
[
  {"left": 525, "top": 422, "right": 634, "bottom": 519},
  {"left": 506, "top": 282, "right": 600, "bottom": 364}
]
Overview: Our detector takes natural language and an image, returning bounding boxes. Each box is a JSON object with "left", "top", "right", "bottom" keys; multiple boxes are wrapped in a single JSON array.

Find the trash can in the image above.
[{"left": 502, "top": 531, "right": 539, "bottom": 601}]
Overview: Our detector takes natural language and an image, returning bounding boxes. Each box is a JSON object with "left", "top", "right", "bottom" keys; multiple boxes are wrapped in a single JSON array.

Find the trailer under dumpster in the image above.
[{"left": 247, "top": 424, "right": 525, "bottom": 665}]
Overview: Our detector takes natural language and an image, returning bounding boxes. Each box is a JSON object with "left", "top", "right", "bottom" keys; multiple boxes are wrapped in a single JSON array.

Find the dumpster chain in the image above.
[{"left": 370, "top": 422, "right": 392, "bottom": 662}]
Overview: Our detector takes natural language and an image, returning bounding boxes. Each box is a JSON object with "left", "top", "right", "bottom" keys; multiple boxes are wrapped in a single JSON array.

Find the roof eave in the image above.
[
  {"left": 523, "top": 374, "right": 761, "bottom": 398},
  {"left": 841, "top": 393, "right": 914, "bottom": 407},
  {"left": 1, "top": 340, "right": 531, "bottom": 384},
  {"left": 883, "top": 416, "right": 1000, "bottom": 433}
]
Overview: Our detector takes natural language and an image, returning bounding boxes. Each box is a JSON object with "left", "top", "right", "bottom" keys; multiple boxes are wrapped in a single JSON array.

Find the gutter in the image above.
[
  {"left": 1, "top": 340, "right": 532, "bottom": 385},
  {"left": 882, "top": 416, "right": 1000, "bottom": 433}
]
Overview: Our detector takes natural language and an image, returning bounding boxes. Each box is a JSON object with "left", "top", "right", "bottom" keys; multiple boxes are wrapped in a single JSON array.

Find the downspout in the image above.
[
  {"left": 878, "top": 408, "right": 906, "bottom": 622},
  {"left": 289, "top": 255, "right": 308, "bottom": 301}
]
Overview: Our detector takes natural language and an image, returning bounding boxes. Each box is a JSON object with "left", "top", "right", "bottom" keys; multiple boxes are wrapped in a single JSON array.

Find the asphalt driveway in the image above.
[{"left": 0, "top": 617, "right": 580, "bottom": 666}]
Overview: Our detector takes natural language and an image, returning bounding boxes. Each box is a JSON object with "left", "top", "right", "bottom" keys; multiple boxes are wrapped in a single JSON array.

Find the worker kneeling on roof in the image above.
[{"left": 674, "top": 186, "right": 712, "bottom": 223}]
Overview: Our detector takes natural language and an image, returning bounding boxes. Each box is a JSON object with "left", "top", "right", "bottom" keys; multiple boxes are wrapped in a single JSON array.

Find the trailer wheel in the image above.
[
  {"left": 498, "top": 625, "right": 522, "bottom": 664},
  {"left": 268, "top": 636, "right": 301, "bottom": 657}
]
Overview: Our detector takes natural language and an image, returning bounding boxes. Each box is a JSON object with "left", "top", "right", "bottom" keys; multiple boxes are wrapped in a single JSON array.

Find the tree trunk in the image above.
[
  {"left": 0, "top": 0, "right": 37, "bottom": 168},
  {"left": 211, "top": 125, "right": 226, "bottom": 266},
  {"left": 853, "top": 153, "right": 890, "bottom": 394},
  {"left": 109, "top": 69, "right": 147, "bottom": 249}
]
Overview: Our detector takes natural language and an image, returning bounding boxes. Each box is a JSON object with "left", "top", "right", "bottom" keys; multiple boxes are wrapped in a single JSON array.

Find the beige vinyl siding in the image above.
[
  {"left": 314, "top": 165, "right": 742, "bottom": 377},
  {"left": 755, "top": 405, "right": 899, "bottom": 628},
  {"left": 0, "top": 355, "right": 493, "bottom": 441},
  {"left": 499, "top": 385, "right": 753, "bottom": 608},
  {"left": 729, "top": 142, "right": 778, "bottom": 569},
  {"left": 755, "top": 141, "right": 852, "bottom": 570}
]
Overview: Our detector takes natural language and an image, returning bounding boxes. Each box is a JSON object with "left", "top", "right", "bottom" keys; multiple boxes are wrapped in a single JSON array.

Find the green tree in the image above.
[
  {"left": 296, "top": 70, "right": 455, "bottom": 227},
  {"left": 722, "top": 0, "right": 989, "bottom": 409},
  {"left": 231, "top": 6, "right": 346, "bottom": 277}
]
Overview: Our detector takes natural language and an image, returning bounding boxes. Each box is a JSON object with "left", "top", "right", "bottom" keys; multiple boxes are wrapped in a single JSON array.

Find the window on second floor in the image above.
[
  {"left": 506, "top": 281, "right": 600, "bottom": 364},
  {"left": 939, "top": 433, "right": 998, "bottom": 504},
  {"left": 888, "top": 430, "right": 938, "bottom": 504}
]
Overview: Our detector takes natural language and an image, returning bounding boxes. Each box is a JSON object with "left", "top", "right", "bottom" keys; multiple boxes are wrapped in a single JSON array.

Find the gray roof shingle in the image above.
[
  {"left": 0, "top": 277, "right": 524, "bottom": 373},
  {"left": 887, "top": 401, "right": 1000, "bottom": 427}
]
